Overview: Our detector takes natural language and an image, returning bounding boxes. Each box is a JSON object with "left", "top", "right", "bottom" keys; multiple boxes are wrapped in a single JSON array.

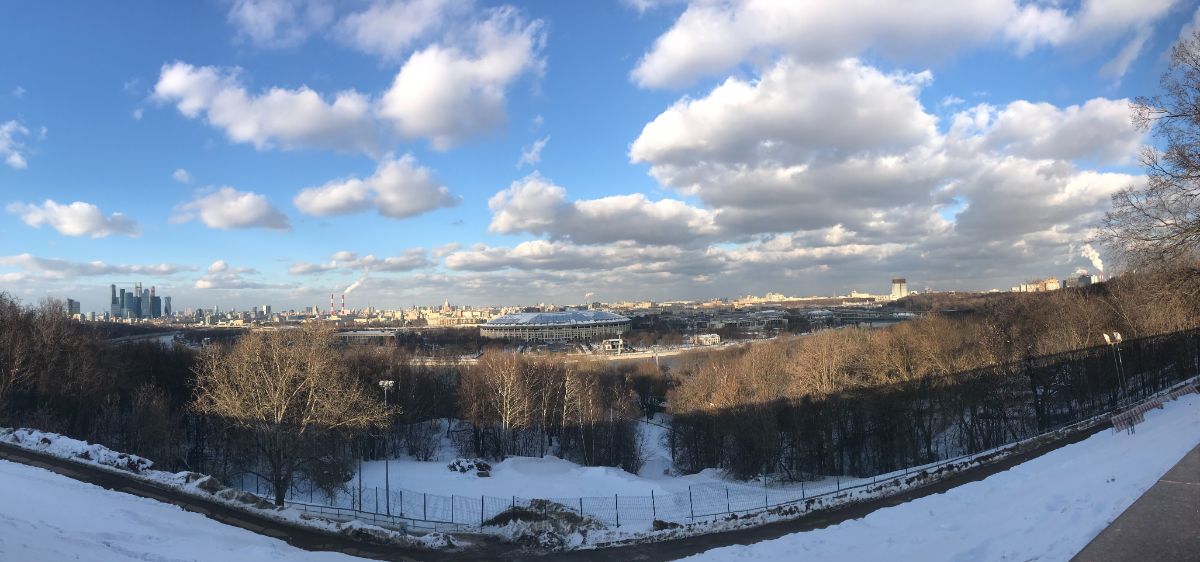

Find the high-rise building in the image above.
[
  {"left": 890, "top": 278, "right": 908, "bottom": 300},
  {"left": 66, "top": 298, "right": 80, "bottom": 317},
  {"left": 164, "top": 296, "right": 172, "bottom": 317},
  {"left": 110, "top": 284, "right": 119, "bottom": 318}
]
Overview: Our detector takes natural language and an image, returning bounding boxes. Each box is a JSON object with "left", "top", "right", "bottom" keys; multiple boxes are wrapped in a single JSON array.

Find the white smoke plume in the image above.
[
  {"left": 1080, "top": 244, "right": 1104, "bottom": 273},
  {"left": 584, "top": 292, "right": 596, "bottom": 301},
  {"left": 344, "top": 271, "right": 368, "bottom": 295}
]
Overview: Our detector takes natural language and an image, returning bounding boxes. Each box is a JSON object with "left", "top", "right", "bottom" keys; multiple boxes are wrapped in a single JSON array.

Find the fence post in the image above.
[
  {"left": 688, "top": 485, "right": 695, "bottom": 520},
  {"left": 836, "top": 474, "right": 841, "bottom": 492},
  {"left": 615, "top": 494, "right": 620, "bottom": 528},
  {"left": 400, "top": 490, "right": 404, "bottom": 517},
  {"left": 801, "top": 480, "right": 805, "bottom": 500},
  {"left": 423, "top": 492, "right": 427, "bottom": 520},
  {"left": 579, "top": 497, "right": 583, "bottom": 516},
  {"left": 481, "top": 496, "right": 485, "bottom": 526},
  {"left": 725, "top": 487, "right": 731, "bottom": 513},
  {"left": 451, "top": 494, "right": 455, "bottom": 523},
  {"left": 651, "top": 490, "right": 656, "bottom": 520},
  {"left": 375, "top": 487, "right": 378, "bottom": 512}
]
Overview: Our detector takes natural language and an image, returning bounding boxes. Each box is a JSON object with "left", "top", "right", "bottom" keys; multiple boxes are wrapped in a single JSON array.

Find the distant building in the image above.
[
  {"left": 66, "top": 298, "right": 80, "bottom": 317},
  {"left": 692, "top": 333, "right": 721, "bottom": 346},
  {"left": 1015, "top": 277, "right": 1061, "bottom": 292},
  {"left": 481, "top": 310, "right": 631, "bottom": 342},
  {"left": 1063, "top": 272, "right": 1101, "bottom": 289},
  {"left": 890, "top": 278, "right": 908, "bottom": 300}
]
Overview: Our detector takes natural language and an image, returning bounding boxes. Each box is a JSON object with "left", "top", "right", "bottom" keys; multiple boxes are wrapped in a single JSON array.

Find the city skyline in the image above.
[{"left": 2, "top": 1, "right": 1196, "bottom": 309}]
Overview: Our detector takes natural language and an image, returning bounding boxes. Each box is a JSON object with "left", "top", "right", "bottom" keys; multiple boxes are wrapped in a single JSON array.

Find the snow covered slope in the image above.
[
  {"left": 0, "top": 458, "right": 369, "bottom": 562},
  {"left": 676, "top": 393, "right": 1200, "bottom": 562}
]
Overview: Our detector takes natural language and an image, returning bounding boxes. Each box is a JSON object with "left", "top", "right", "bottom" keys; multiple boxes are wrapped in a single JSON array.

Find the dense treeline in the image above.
[
  {"left": 1, "top": 260, "right": 1196, "bottom": 497},
  {"left": 0, "top": 299, "right": 665, "bottom": 493},
  {"left": 667, "top": 263, "right": 1200, "bottom": 479},
  {"left": 0, "top": 297, "right": 194, "bottom": 465},
  {"left": 455, "top": 354, "right": 665, "bottom": 472}
]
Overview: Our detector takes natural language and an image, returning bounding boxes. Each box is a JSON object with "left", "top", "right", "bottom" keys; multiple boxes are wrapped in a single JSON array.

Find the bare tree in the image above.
[
  {"left": 192, "top": 325, "right": 389, "bottom": 506},
  {"left": 1103, "top": 31, "right": 1200, "bottom": 262}
]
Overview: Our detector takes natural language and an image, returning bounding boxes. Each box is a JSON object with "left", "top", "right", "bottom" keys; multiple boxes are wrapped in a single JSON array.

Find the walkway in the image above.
[{"left": 1072, "top": 443, "right": 1200, "bottom": 562}]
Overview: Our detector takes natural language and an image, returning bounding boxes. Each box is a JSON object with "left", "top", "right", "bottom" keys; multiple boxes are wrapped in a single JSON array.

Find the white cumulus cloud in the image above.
[
  {"left": 153, "top": 61, "right": 380, "bottom": 154},
  {"left": 377, "top": 7, "right": 544, "bottom": 149},
  {"left": 0, "top": 120, "right": 31, "bottom": 169},
  {"left": 6, "top": 200, "right": 140, "bottom": 238},
  {"left": 227, "top": 0, "right": 333, "bottom": 48},
  {"left": 294, "top": 154, "right": 459, "bottom": 219},
  {"left": 488, "top": 173, "right": 719, "bottom": 246},
  {"left": 172, "top": 168, "right": 193, "bottom": 184},
  {"left": 174, "top": 187, "right": 291, "bottom": 230}
]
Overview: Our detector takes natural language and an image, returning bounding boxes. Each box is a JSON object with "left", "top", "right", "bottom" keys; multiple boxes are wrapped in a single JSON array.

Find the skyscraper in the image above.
[
  {"left": 110, "top": 284, "right": 119, "bottom": 318},
  {"left": 66, "top": 298, "right": 80, "bottom": 317},
  {"left": 890, "top": 278, "right": 908, "bottom": 300},
  {"left": 164, "top": 296, "right": 172, "bottom": 317}
]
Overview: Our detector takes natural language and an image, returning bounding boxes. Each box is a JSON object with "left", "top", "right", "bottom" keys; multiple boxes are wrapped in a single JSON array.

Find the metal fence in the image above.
[
  {"left": 241, "top": 328, "right": 1200, "bottom": 533},
  {"left": 292, "top": 417, "right": 1016, "bottom": 531},
  {"left": 252, "top": 384, "right": 1191, "bottom": 533}
]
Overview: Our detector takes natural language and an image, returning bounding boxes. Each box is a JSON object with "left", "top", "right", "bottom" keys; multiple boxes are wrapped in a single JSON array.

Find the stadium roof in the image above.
[{"left": 485, "top": 310, "right": 629, "bottom": 327}]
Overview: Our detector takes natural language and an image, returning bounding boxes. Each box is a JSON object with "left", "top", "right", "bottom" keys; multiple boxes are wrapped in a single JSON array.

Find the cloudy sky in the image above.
[{"left": 1, "top": 0, "right": 1196, "bottom": 312}]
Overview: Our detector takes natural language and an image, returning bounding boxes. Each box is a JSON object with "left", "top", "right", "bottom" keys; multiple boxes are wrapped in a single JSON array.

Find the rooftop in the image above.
[{"left": 485, "top": 310, "right": 630, "bottom": 327}]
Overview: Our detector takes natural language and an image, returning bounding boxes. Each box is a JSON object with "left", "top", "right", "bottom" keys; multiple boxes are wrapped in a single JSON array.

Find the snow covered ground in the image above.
[
  {"left": 0, "top": 427, "right": 456, "bottom": 550},
  {"left": 675, "top": 392, "right": 1200, "bottom": 562},
  {"left": 0, "top": 458, "right": 368, "bottom": 562},
  {"left": 347, "top": 418, "right": 729, "bottom": 501}
]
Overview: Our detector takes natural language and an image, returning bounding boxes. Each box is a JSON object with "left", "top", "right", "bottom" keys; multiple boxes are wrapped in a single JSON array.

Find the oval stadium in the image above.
[{"left": 480, "top": 310, "right": 631, "bottom": 342}]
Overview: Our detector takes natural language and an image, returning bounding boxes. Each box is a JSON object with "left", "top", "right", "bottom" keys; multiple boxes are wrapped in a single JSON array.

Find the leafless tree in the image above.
[
  {"left": 192, "top": 325, "right": 389, "bottom": 505},
  {"left": 1103, "top": 31, "right": 1200, "bottom": 262}
]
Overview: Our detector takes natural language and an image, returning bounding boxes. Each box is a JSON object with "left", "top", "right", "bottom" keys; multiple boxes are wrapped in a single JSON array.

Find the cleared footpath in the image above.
[{"left": 1072, "top": 443, "right": 1200, "bottom": 562}]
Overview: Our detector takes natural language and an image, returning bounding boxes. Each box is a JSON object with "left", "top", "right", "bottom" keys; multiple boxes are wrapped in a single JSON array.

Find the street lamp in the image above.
[
  {"left": 377, "top": 379, "right": 395, "bottom": 516},
  {"left": 1103, "top": 332, "right": 1127, "bottom": 406}
]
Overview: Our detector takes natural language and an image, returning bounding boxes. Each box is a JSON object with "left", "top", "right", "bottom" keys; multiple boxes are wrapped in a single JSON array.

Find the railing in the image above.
[
  {"left": 251, "top": 379, "right": 1195, "bottom": 533},
  {"left": 239, "top": 327, "right": 1200, "bottom": 533}
]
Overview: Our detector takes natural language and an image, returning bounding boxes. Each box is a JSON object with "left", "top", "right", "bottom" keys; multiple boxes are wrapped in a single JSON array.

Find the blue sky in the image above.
[{"left": 1, "top": 0, "right": 1197, "bottom": 312}]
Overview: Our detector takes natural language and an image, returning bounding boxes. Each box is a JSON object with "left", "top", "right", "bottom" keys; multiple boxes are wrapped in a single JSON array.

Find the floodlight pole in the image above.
[
  {"left": 378, "top": 379, "right": 395, "bottom": 516},
  {"left": 1104, "top": 332, "right": 1127, "bottom": 407}
]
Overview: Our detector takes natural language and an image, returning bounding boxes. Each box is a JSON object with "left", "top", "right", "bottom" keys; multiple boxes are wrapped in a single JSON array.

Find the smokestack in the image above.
[
  {"left": 341, "top": 293, "right": 346, "bottom": 316},
  {"left": 329, "top": 293, "right": 334, "bottom": 316}
]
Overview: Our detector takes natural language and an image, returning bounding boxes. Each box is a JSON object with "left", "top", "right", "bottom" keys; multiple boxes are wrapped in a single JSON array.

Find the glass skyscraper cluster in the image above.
[{"left": 109, "top": 283, "right": 171, "bottom": 319}]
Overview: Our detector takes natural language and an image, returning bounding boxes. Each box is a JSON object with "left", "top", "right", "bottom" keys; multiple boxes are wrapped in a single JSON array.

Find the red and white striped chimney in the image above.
[{"left": 341, "top": 293, "right": 346, "bottom": 316}]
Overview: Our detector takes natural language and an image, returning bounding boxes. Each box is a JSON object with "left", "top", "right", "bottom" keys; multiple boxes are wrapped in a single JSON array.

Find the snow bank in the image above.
[
  {"left": 0, "top": 458, "right": 367, "bottom": 562},
  {"left": 0, "top": 427, "right": 457, "bottom": 552},
  {"left": 674, "top": 393, "right": 1200, "bottom": 562},
  {"left": 0, "top": 428, "right": 153, "bottom": 473}
]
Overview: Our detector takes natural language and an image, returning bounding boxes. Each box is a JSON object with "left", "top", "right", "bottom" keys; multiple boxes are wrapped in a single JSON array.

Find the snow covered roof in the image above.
[{"left": 484, "top": 310, "right": 630, "bottom": 327}]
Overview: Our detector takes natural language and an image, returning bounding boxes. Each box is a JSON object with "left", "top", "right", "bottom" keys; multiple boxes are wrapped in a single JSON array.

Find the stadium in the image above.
[{"left": 480, "top": 310, "right": 632, "bottom": 342}]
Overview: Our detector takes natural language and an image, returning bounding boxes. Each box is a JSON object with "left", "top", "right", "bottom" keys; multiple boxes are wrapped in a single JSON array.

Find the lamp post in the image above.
[
  {"left": 377, "top": 379, "right": 394, "bottom": 516},
  {"left": 1103, "top": 332, "right": 1126, "bottom": 406}
]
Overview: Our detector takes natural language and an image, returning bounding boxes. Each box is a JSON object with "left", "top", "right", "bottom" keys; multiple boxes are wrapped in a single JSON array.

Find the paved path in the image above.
[{"left": 1072, "top": 443, "right": 1200, "bottom": 562}]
